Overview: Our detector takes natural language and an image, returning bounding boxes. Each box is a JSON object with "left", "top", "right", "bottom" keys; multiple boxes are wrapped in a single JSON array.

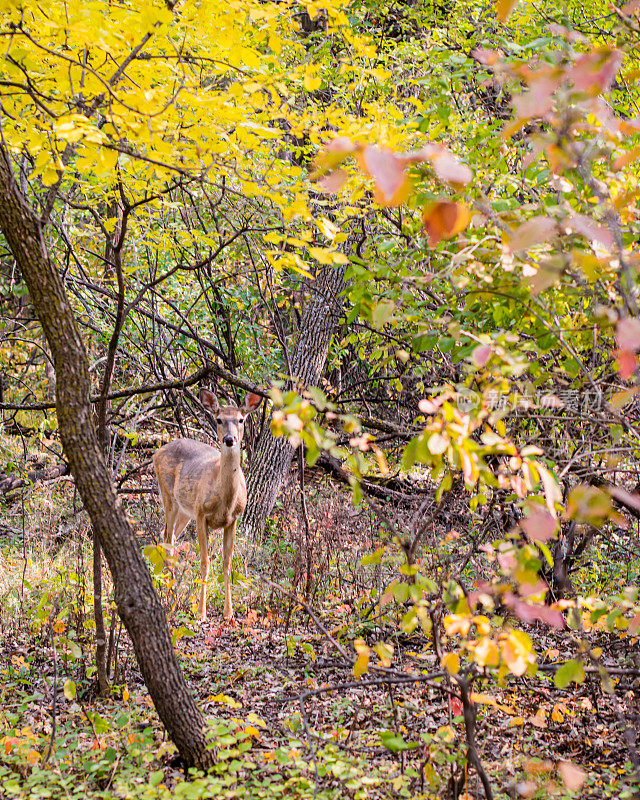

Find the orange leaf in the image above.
[
  {"left": 496, "top": 0, "right": 520, "bottom": 22},
  {"left": 422, "top": 201, "right": 470, "bottom": 247},
  {"left": 613, "top": 145, "right": 640, "bottom": 170}
]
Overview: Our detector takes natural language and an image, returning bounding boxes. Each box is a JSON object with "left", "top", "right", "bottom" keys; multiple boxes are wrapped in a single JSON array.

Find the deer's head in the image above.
[{"left": 200, "top": 387, "right": 263, "bottom": 451}]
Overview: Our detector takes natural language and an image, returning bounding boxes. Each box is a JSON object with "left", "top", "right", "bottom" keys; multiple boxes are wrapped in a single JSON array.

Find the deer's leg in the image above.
[
  {"left": 196, "top": 513, "right": 210, "bottom": 622},
  {"left": 163, "top": 504, "right": 178, "bottom": 556},
  {"left": 172, "top": 511, "right": 191, "bottom": 542},
  {"left": 156, "top": 474, "right": 177, "bottom": 555},
  {"left": 222, "top": 521, "right": 237, "bottom": 621}
]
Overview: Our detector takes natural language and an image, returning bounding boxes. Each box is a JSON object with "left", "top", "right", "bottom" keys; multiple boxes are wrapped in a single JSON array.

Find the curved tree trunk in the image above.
[
  {"left": 0, "top": 144, "right": 215, "bottom": 771},
  {"left": 243, "top": 261, "right": 347, "bottom": 540}
]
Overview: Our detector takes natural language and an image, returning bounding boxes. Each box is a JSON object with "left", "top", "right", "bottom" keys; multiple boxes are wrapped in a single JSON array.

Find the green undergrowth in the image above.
[{"left": 0, "top": 682, "right": 418, "bottom": 800}]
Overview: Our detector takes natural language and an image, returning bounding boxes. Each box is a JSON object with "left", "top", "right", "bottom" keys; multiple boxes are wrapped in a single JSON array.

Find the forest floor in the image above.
[{"left": 1, "top": 462, "right": 639, "bottom": 799}]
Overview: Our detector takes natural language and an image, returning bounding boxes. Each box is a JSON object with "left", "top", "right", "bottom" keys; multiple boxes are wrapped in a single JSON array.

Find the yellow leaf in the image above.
[
  {"left": 303, "top": 67, "right": 321, "bottom": 92},
  {"left": 269, "top": 35, "right": 282, "bottom": 53},
  {"left": 441, "top": 652, "right": 460, "bottom": 674},
  {"left": 500, "top": 630, "right": 534, "bottom": 676},
  {"left": 209, "top": 693, "right": 242, "bottom": 709},
  {"left": 308, "top": 246, "right": 345, "bottom": 265},
  {"left": 317, "top": 217, "right": 339, "bottom": 240},
  {"left": 41, "top": 167, "right": 60, "bottom": 187},
  {"left": 98, "top": 148, "right": 118, "bottom": 174},
  {"left": 373, "top": 641, "right": 393, "bottom": 666},
  {"left": 470, "top": 693, "right": 497, "bottom": 706},
  {"left": 472, "top": 636, "right": 499, "bottom": 667},
  {"left": 122, "top": 687, "right": 129, "bottom": 702},
  {"left": 353, "top": 638, "right": 370, "bottom": 678},
  {"left": 436, "top": 725, "right": 456, "bottom": 742},
  {"left": 372, "top": 445, "right": 389, "bottom": 475}
]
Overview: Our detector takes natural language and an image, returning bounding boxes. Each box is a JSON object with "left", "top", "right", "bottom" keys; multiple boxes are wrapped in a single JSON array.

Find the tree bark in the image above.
[
  {"left": 242, "top": 262, "right": 347, "bottom": 540},
  {"left": 0, "top": 143, "right": 215, "bottom": 770}
]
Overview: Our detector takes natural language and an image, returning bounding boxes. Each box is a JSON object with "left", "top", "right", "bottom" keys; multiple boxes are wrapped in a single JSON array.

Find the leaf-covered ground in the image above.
[{"left": 1, "top": 473, "right": 639, "bottom": 799}]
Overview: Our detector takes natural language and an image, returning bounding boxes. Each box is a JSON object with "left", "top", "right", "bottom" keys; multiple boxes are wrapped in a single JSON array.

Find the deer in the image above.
[{"left": 153, "top": 388, "right": 263, "bottom": 622}]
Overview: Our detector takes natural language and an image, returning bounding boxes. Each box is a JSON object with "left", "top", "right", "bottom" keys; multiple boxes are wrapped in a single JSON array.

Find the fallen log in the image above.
[{"left": 0, "top": 463, "right": 70, "bottom": 495}]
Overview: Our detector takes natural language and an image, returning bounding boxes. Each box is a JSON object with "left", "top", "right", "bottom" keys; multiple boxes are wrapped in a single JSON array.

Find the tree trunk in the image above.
[
  {"left": 242, "top": 262, "right": 347, "bottom": 540},
  {"left": 0, "top": 144, "right": 215, "bottom": 771}
]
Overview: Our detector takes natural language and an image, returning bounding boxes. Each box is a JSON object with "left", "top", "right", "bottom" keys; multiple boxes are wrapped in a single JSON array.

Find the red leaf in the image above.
[
  {"left": 567, "top": 213, "right": 614, "bottom": 250},
  {"left": 505, "top": 594, "right": 565, "bottom": 628},
  {"left": 402, "top": 144, "right": 441, "bottom": 163},
  {"left": 316, "top": 169, "right": 348, "bottom": 194},
  {"left": 616, "top": 317, "right": 640, "bottom": 351},
  {"left": 450, "top": 697, "right": 464, "bottom": 716},
  {"left": 313, "top": 137, "right": 357, "bottom": 175},
  {"left": 547, "top": 24, "right": 588, "bottom": 42},
  {"left": 608, "top": 485, "right": 640, "bottom": 512},
  {"left": 617, "top": 349, "right": 637, "bottom": 379},
  {"left": 509, "top": 216, "right": 557, "bottom": 252},
  {"left": 521, "top": 507, "right": 557, "bottom": 543},
  {"left": 432, "top": 152, "right": 472, "bottom": 186},
  {"left": 472, "top": 345, "right": 492, "bottom": 367},
  {"left": 512, "top": 78, "right": 557, "bottom": 120},
  {"left": 357, "top": 146, "right": 410, "bottom": 206},
  {"left": 402, "top": 145, "right": 472, "bottom": 186},
  {"left": 570, "top": 50, "right": 623, "bottom": 94}
]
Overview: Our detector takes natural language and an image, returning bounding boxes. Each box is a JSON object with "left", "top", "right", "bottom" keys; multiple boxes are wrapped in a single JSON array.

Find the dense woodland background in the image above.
[{"left": 1, "top": 0, "right": 640, "bottom": 797}]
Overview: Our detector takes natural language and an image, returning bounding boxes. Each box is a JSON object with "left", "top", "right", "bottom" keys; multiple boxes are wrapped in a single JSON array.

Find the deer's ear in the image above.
[
  {"left": 200, "top": 388, "right": 220, "bottom": 413},
  {"left": 241, "top": 392, "right": 263, "bottom": 414}
]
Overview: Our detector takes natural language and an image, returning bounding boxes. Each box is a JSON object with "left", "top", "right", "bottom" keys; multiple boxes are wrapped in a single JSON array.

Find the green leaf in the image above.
[
  {"left": 149, "top": 770, "right": 164, "bottom": 787},
  {"left": 554, "top": 659, "right": 585, "bottom": 689},
  {"left": 361, "top": 547, "right": 386, "bottom": 565},
  {"left": 372, "top": 300, "right": 395, "bottom": 328},
  {"left": 67, "top": 640, "right": 82, "bottom": 660},
  {"left": 380, "top": 731, "right": 411, "bottom": 752}
]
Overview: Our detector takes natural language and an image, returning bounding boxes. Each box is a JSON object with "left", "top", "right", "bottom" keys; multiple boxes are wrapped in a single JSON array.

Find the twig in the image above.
[{"left": 42, "top": 611, "right": 58, "bottom": 766}]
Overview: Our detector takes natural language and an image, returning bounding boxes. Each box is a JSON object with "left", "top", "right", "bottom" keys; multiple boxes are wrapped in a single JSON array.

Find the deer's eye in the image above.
[
  {"left": 216, "top": 418, "right": 223, "bottom": 425},
  {"left": 238, "top": 418, "right": 244, "bottom": 424}
]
